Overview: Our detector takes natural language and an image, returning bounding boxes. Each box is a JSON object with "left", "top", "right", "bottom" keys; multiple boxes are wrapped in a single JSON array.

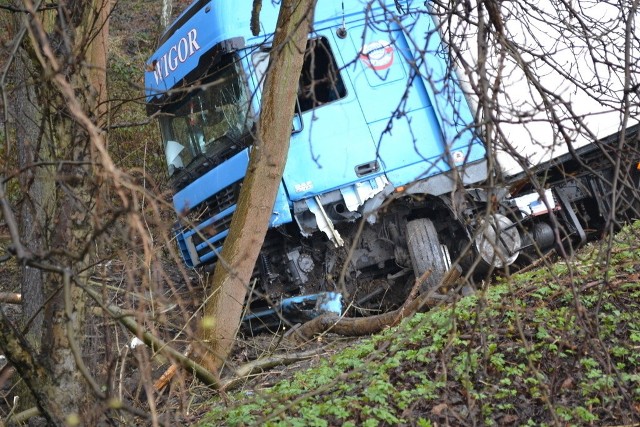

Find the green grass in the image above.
[{"left": 197, "top": 223, "right": 640, "bottom": 426}]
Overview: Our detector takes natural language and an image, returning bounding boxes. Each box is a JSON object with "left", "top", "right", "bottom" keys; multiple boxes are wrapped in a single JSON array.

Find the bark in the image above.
[
  {"left": 0, "top": 307, "right": 71, "bottom": 426},
  {"left": 0, "top": 0, "right": 112, "bottom": 423},
  {"left": 12, "top": 0, "right": 53, "bottom": 351},
  {"left": 39, "top": 0, "right": 111, "bottom": 419},
  {"left": 198, "top": 0, "right": 317, "bottom": 373}
]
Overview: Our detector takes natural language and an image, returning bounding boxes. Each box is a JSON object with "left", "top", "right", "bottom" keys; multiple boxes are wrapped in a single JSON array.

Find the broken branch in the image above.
[
  {"left": 0, "top": 293, "right": 21, "bottom": 304},
  {"left": 292, "top": 267, "right": 462, "bottom": 343},
  {"left": 82, "top": 286, "right": 221, "bottom": 388},
  {"left": 221, "top": 348, "right": 325, "bottom": 390},
  {"left": 153, "top": 345, "right": 192, "bottom": 392}
]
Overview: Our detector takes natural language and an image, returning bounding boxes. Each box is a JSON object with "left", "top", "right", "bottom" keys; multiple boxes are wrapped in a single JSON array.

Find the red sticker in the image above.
[{"left": 360, "top": 40, "right": 394, "bottom": 71}]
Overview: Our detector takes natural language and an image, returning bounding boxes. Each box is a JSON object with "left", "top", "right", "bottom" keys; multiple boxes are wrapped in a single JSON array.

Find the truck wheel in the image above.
[{"left": 406, "top": 218, "right": 448, "bottom": 292}]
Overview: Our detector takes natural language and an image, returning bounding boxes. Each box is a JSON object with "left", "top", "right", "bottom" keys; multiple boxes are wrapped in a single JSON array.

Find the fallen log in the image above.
[
  {"left": 290, "top": 267, "right": 462, "bottom": 343},
  {"left": 153, "top": 267, "right": 462, "bottom": 390},
  {"left": 221, "top": 348, "right": 326, "bottom": 390}
]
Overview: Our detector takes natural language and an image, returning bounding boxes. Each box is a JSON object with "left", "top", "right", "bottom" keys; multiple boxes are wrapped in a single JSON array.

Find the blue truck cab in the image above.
[{"left": 145, "top": 0, "right": 501, "bottom": 330}]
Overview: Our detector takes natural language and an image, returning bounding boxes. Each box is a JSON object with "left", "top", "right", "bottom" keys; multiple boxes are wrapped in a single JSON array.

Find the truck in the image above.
[{"left": 145, "top": 0, "right": 639, "bottom": 332}]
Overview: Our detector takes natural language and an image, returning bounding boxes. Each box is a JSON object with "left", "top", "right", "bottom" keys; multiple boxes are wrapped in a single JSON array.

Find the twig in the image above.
[
  {"left": 83, "top": 286, "right": 221, "bottom": 388},
  {"left": 0, "top": 293, "right": 21, "bottom": 304},
  {"left": 118, "top": 346, "right": 129, "bottom": 402},
  {"left": 251, "top": 0, "right": 262, "bottom": 36},
  {"left": 6, "top": 407, "right": 41, "bottom": 425},
  {"left": 0, "top": 3, "right": 57, "bottom": 13},
  {"left": 64, "top": 270, "right": 105, "bottom": 399},
  {"left": 0, "top": 178, "right": 29, "bottom": 260},
  {"left": 515, "top": 249, "right": 557, "bottom": 274}
]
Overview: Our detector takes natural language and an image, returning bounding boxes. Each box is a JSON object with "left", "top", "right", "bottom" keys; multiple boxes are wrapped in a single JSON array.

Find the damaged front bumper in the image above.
[{"left": 242, "top": 291, "right": 343, "bottom": 334}]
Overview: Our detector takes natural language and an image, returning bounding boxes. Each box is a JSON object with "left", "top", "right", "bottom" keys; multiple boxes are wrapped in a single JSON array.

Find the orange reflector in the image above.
[{"left": 396, "top": 186, "right": 405, "bottom": 193}]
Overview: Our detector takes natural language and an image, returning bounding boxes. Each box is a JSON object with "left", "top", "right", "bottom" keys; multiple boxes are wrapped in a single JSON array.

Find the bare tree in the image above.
[
  {"left": 197, "top": 0, "right": 318, "bottom": 373},
  {"left": 433, "top": 0, "right": 638, "bottom": 173},
  {"left": 0, "top": 0, "right": 324, "bottom": 422},
  {"left": 0, "top": 0, "right": 114, "bottom": 424}
]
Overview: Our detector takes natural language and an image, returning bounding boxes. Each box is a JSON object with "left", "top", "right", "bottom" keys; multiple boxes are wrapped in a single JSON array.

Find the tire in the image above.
[{"left": 406, "top": 218, "right": 448, "bottom": 292}]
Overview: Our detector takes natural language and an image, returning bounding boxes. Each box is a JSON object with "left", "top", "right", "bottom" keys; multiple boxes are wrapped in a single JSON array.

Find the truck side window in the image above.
[
  {"left": 252, "top": 37, "right": 346, "bottom": 113},
  {"left": 298, "top": 37, "right": 346, "bottom": 112}
]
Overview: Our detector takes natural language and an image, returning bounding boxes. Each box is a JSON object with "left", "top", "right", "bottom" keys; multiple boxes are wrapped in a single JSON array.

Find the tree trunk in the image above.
[
  {"left": 14, "top": 30, "right": 50, "bottom": 350},
  {"left": 42, "top": 0, "right": 112, "bottom": 421},
  {"left": 161, "top": 0, "right": 173, "bottom": 29},
  {"left": 0, "top": 0, "right": 112, "bottom": 423},
  {"left": 10, "top": 2, "right": 59, "bottom": 419},
  {"left": 0, "top": 310, "right": 76, "bottom": 426},
  {"left": 198, "top": 0, "right": 317, "bottom": 373}
]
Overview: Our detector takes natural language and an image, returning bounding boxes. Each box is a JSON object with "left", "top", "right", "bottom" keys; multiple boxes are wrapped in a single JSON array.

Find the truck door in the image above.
[{"left": 251, "top": 33, "right": 383, "bottom": 201}]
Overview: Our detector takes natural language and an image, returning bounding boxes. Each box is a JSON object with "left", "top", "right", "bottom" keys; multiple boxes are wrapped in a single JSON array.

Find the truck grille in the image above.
[
  {"left": 179, "top": 182, "right": 240, "bottom": 265},
  {"left": 188, "top": 183, "right": 240, "bottom": 252}
]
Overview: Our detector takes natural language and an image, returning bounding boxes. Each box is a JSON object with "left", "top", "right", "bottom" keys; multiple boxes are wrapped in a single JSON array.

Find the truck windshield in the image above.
[{"left": 159, "top": 57, "right": 254, "bottom": 176}]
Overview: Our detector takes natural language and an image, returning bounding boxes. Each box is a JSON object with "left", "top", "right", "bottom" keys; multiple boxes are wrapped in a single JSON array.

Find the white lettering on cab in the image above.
[{"left": 153, "top": 29, "right": 201, "bottom": 85}]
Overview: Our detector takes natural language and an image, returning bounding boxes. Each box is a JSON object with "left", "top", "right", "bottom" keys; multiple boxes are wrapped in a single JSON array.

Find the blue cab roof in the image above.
[{"left": 144, "top": 0, "right": 400, "bottom": 102}]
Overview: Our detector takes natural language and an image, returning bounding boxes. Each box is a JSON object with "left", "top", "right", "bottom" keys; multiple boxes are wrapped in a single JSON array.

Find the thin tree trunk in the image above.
[
  {"left": 11, "top": 0, "right": 56, "bottom": 353},
  {"left": 41, "top": 0, "right": 111, "bottom": 420},
  {"left": 198, "top": 0, "right": 317, "bottom": 373},
  {"left": 15, "top": 43, "right": 49, "bottom": 349},
  {"left": 0, "top": 0, "right": 112, "bottom": 423},
  {"left": 0, "top": 309, "right": 72, "bottom": 426},
  {"left": 161, "top": 0, "right": 173, "bottom": 29},
  {"left": 9, "top": 3, "right": 58, "bottom": 419}
]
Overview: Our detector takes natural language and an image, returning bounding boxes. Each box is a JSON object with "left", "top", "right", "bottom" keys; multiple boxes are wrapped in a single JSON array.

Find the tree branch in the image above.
[
  {"left": 82, "top": 286, "right": 221, "bottom": 388},
  {"left": 0, "top": 293, "right": 22, "bottom": 304},
  {"left": 0, "top": 3, "right": 57, "bottom": 13},
  {"left": 291, "top": 267, "right": 462, "bottom": 343},
  {"left": 221, "top": 348, "right": 326, "bottom": 390}
]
